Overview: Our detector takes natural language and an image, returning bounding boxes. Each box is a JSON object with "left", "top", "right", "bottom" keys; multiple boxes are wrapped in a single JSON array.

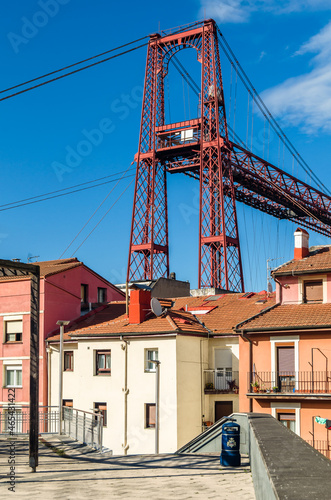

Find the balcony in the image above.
[
  {"left": 204, "top": 370, "right": 239, "bottom": 394},
  {"left": 248, "top": 371, "right": 331, "bottom": 398}
]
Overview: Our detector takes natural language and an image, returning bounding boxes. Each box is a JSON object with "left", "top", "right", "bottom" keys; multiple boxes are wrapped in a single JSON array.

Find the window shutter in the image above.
[
  {"left": 149, "top": 405, "right": 156, "bottom": 426},
  {"left": 278, "top": 347, "right": 295, "bottom": 372},
  {"left": 304, "top": 281, "right": 323, "bottom": 303},
  {"left": 6, "top": 320, "right": 22, "bottom": 333}
]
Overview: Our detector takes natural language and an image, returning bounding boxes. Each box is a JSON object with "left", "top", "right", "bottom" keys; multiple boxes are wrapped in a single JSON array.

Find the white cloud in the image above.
[
  {"left": 199, "top": 0, "right": 331, "bottom": 23},
  {"left": 262, "top": 21, "right": 331, "bottom": 134}
]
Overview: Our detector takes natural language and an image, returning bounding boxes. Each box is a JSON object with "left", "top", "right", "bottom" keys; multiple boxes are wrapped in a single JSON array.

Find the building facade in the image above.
[
  {"left": 47, "top": 289, "right": 275, "bottom": 454},
  {"left": 0, "top": 258, "right": 124, "bottom": 432},
  {"left": 238, "top": 229, "right": 331, "bottom": 457}
]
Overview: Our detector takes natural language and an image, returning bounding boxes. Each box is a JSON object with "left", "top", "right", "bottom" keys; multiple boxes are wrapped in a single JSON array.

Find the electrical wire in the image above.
[
  {"left": 60, "top": 164, "right": 134, "bottom": 258},
  {"left": 0, "top": 171, "right": 135, "bottom": 212},
  {"left": 70, "top": 178, "right": 135, "bottom": 256},
  {"left": 0, "top": 43, "right": 148, "bottom": 102},
  {"left": 0, "top": 169, "right": 135, "bottom": 209},
  {"left": 0, "top": 35, "right": 150, "bottom": 96}
]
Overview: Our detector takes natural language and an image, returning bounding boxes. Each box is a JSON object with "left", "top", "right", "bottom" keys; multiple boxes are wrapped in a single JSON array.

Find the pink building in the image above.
[{"left": 0, "top": 258, "right": 124, "bottom": 426}]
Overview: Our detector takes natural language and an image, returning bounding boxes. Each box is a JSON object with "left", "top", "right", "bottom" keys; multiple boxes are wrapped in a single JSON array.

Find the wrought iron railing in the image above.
[
  {"left": 248, "top": 371, "right": 331, "bottom": 394},
  {"left": 204, "top": 370, "right": 239, "bottom": 393},
  {"left": 0, "top": 405, "right": 103, "bottom": 451}
]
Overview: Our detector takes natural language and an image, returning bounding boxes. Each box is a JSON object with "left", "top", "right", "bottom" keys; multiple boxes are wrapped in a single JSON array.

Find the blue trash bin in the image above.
[{"left": 220, "top": 420, "right": 241, "bottom": 466}]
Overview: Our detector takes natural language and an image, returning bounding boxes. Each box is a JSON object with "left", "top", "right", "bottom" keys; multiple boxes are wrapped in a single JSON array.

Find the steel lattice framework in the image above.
[{"left": 127, "top": 19, "right": 331, "bottom": 291}]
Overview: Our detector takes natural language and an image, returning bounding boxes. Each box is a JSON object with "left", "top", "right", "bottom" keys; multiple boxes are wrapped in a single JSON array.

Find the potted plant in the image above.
[
  {"left": 227, "top": 379, "right": 238, "bottom": 393},
  {"left": 251, "top": 381, "right": 260, "bottom": 393},
  {"left": 205, "top": 382, "right": 214, "bottom": 391},
  {"left": 272, "top": 386, "right": 279, "bottom": 393}
]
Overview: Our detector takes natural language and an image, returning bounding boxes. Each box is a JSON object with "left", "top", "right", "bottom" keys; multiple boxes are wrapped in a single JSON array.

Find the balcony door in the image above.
[
  {"left": 214, "top": 349, "right": 232, "bottom": 391},
  {"left": 277, "top": 346, "right": 295, "bottom": 392}
]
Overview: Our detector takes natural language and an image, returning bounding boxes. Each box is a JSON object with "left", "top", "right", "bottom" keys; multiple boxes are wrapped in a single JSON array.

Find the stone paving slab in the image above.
[{"left": 0, "top": 437, "right": 255, "bottom": 499}]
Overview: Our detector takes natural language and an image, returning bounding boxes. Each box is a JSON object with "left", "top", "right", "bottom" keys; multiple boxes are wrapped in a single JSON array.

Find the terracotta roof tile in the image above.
[
  {"left": 236, "top": 303, "right": 331, "bottom": 331},
  {"left": 47, "top": 292, "right": 276, "bottom": 342},
  {"left": 273, "top": 246, "right": 331, "bottom": 276},
  {"left": 0, "top": 258, "right": 82, "bottom": 281}
]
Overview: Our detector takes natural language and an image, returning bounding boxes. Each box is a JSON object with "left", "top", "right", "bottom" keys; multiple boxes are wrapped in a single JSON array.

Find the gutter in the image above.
[
  {"left": 273, "top": 267, "right": 331, "bottom": 277},
  {"left": 234, "top": 302, "right": 280, "bottom": 332}
]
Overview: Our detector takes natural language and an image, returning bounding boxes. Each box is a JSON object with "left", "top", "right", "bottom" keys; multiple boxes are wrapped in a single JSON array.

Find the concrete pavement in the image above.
[{"left": 0, "top": 436, "right": 255, "bottom": 499}]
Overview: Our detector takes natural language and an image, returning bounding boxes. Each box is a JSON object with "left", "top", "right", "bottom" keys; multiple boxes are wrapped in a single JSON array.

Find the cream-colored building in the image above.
[{"left": 47, "top": 289, "right": 275, "bottom": 454}]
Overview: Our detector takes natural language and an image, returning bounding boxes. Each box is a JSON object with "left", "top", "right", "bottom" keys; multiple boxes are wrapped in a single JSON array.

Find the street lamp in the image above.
[
  {"left": 56, "top": 320, "right": 70, "bottom": 435},
  {"left": 151, "top": 360, "right": 160, "bottom": 454}
]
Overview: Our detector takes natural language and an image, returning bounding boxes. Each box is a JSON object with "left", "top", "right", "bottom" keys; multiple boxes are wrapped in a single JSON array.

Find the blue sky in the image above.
[{"left": 1, "top": 0, "right": 331, "bottom": 291}]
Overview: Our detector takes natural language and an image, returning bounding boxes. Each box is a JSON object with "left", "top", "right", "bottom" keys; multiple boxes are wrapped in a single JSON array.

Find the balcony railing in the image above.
[
  {"left": 0, "top": 405, "right": 103, "bottom": 451},
  {"left": 204, "top": 370, "right": 239, "bottom": 394},
  {"left": 248, "top": 371, "right": 331, "bottom": 394}
]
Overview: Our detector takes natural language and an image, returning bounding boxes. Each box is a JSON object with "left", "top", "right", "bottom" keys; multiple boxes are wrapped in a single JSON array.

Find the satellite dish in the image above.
[{"left": 151, "top": 298, "right": 163, "bottom": 317}]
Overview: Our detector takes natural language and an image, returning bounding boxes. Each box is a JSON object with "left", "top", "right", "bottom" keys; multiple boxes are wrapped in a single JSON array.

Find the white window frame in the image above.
[
  {"left": 270, "top": 336, "right": 299, "bottom": 390},
  {"left": 145, "top": 349, "right": 158, "bottom": 372},
  {"left": 4, "top": 364, "right": 22, "bottom": 388},
  {"left": 298, "top": 274, "right": 327, "bottom": 304},
  {"left": 3, "top": 315, "right": 23, "bottom": 343},
  {"left": 271, "top": 402, "right": 301, "bottom": 436}
]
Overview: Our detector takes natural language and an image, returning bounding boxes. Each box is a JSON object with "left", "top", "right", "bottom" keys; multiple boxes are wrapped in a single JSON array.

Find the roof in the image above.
[
  {"left": 235, "top": 302, "right": 331, "bottom": 332},
  {"left": 0, "top": 258, "right": 125, "bottom": 296},
  {"left": 0, "top": 258, "right": 82, "bottom": 281},
  {"left": 272, "top": 245, "right": 331, "bottom": 276},
  {"left": 47, "top": 291, "right": 276, "bottom": 342}
]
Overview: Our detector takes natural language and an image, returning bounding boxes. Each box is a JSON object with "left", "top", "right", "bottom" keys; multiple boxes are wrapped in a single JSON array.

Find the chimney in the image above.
[
  {"left": 294, "top": 228, "right": 309, "bottom": 260},
  {"left": 129, "top": 289, "right": 151, "bottom": 324}
]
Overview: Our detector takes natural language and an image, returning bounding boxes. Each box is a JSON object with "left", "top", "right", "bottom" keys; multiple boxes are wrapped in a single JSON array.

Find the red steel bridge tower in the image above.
[{"left": 127, "top": 19, "right": 331, "bottom": 291}]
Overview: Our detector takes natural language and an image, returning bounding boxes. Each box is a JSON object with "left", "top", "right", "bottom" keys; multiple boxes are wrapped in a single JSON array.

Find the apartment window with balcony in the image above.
[
  {"left": 303, "top": 280, "right": 323, "bottom": 303},
  {"left": 145, "top": 403, "right": 155, "bottom": 428},
  {"left": 95, "top": 350, "right": 111, "bottom": 375},
  {"left": 5, "top": 365, "right": 22, "bottom": 388},
  {"left": 64, "top": 351, "right": 73, "bottom": 371},
  {"left": 215, "top": 348, "right": 232, "bottom": 391},
  {"left": 97, "top": 287, "right": 107, "bottom": 303},
  {"left": 145, "top": 349, "right": 158, "bottom": 372},
  {"left": 4, "top": 319, "right": 23, "bottom": 343},
  {"left": 94, "top": 402, "right": 107, "bottom": 427}
]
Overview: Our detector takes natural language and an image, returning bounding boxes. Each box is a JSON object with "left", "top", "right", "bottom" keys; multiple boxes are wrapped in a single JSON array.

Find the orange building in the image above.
[{"left": 237, "top": 228, "right": 331, "bottom": 457}]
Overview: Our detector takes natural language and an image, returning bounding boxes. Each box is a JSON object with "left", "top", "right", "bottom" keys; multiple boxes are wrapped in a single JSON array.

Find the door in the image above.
[
  {"left": 214, "top": 349, "right": 232, "bottom": 391},
  {"left": 215, "top": 401, "right": 233, "bottom": 422},
  {"left": 277, "top": 346, "right": 295, "bottom": 392}
]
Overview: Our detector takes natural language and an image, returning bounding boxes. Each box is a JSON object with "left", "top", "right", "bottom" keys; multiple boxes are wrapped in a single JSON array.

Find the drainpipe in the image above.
[
  {"left": 46, "top": 347, "right": 52, "bottom": 407},
  {"left": 121, "top": 336, "right": 129, "bottom": 455},
  {"left": 240, "top": 330, "right": 253, "bottom": 413},
  {"left": 273, "top": 275, "right": 283, "bottom": 304}
]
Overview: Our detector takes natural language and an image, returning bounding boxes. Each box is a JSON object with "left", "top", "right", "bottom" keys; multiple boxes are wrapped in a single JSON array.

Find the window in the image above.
[
  {"left": 97, "top": 287, "right": 107, "bottom": 303},
  {"left": 64, "top": 351, "right": 73, "bottom": 371},
  {"left": 145, "top": 403, "right": 155, "bottom": 428},
  {"left": 94, "top": 402, "right": 107, "bottom": 427},
  {"left": 303, "top": 280, "right": 323, "bottom": 303},
  {"left": 145, "top": 349, "right": 158, "bottom": 372},
  {"left": 5, "top": 319, "right": 23, "bottom": 343},
  {"left": 81, "top": 284, "right": 88, "bottom": 303},
  {"left": 277, "top": 410, "right": 296, "bottom": 433},
  {"left": 5, "top": 366, "right": 22, "bottom": 387},
  {"left": 95, "top": 350, "right": 111, "bottom": 375}
]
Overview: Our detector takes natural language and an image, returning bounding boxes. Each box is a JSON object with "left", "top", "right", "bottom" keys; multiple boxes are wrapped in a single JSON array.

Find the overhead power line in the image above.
[
  {"left": 0, "top": 170, "right": 135, "bottom": 212},
  {"left": 0, "top": 35, "right": 150, "bottom": 96},
  {"left": 0, "top": 41, "right": 148, "bottom": 102},
  {"left": 60, "top": 164, "right": 134, "bottom": 258}
]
